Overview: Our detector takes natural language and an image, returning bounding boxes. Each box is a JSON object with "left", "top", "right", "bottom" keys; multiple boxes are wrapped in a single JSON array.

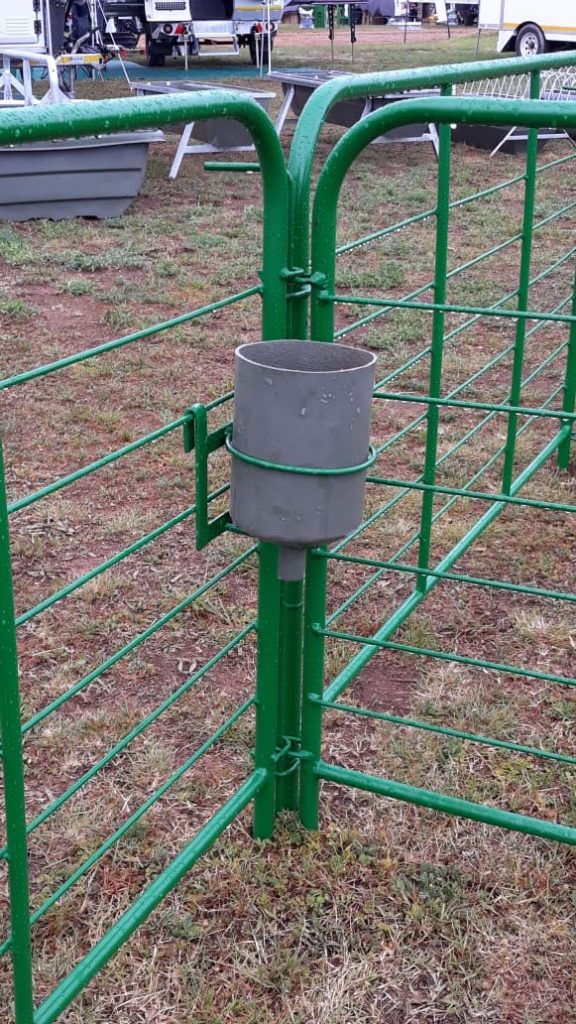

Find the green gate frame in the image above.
[
  {"left": 300, "top": 94, "right": 576, "bottom": 838},
  {"left": 1, "top": 53, "right": 576, "bottom": 1023}
]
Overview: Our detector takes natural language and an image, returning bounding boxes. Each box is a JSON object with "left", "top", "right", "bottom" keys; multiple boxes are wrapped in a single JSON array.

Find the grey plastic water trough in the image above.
[
  {"left": 230, "top": 340, "right": 377, "bottom": 580},
  {"left": 0, "top": 131, "right": 164, "bottom": 221}
]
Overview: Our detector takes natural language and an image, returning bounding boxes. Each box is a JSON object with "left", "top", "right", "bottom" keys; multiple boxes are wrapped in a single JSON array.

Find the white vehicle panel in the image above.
[{"left": 0, "top": 0, "right": 44, "bottom": 47}]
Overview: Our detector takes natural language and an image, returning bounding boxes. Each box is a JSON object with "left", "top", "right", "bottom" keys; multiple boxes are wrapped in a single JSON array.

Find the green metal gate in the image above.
[
  {"left": 1, "top": 53, "right": 576, "bottom": 1023},
  {"left": 300, "top": 93, "right": 576, "bottom": 837}
]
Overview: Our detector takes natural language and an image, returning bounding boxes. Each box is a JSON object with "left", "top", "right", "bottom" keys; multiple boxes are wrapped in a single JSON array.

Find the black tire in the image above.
[
  {"left": 147, "top": 37, "right": 166, "bottom": 66},
  {"left": 248, "top": 31, "right": 271, "bottom": 65},
  {"left": 515, "top": 23, "right": 547, "bottom": 57}
]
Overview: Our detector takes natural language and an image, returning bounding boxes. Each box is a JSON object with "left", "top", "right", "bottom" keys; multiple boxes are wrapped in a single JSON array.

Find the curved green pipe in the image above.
[{"left": 0, "top": 92, "right": 289, "bottom": 339}]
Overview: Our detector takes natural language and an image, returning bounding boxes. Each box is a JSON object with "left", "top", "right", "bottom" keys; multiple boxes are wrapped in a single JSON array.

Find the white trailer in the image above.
[
  {"left": 103, "top": 0, "right": 283, "bottom": 66},
  {"left": 479, "top": 0, "right": 576, "bottom": 56}
]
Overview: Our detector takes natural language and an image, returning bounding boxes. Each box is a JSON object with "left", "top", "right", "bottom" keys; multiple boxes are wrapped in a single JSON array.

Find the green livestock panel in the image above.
[
  {"left": 0, "top": 92, "right": 290, "bottom": 1024},
  {"left": 301, "top": 91, "right": 576, "bottom": 839},
  {"left": 1, "top": 51, "right": 576, "bottom": 1024}
]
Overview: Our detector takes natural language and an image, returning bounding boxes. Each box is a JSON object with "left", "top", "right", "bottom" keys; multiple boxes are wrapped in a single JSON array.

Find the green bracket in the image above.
[{"left": 183, "top": 404, "right": 232, "bottom": 550}]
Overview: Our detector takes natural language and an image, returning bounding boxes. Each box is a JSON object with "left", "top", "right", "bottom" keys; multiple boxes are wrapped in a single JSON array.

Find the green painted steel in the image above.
[
  {"left": 302, "top": 86, "right": 576, "bottom": 849},
  {"left": 0, "top": 90, "right": 290, "bottom": 1023},
  {"left": 0, "top": 446, "right": 34, "bottom": 1024},
  {"left": 2, "top": 54, "right": 576, "bottom": 1023}
]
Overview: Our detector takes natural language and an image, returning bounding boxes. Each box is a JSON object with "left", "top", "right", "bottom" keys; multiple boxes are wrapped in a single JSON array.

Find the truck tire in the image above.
[
  {"left": 248, "top": 31, "right": 271, "bottom": 65},
  {"left": 147, "top": 37, "right": 166, "bottom": 66},
  {"left": 515, "top": 23, "right": 547, "bottom": 57}
]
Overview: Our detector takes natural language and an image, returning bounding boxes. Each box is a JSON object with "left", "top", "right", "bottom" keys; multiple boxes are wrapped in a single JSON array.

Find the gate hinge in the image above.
[
  {"left": 281, "top": 268, "right": 327, "bottom": 300},
  {"left": 271, "top": 736, "right": 312, "bottom": 776}
]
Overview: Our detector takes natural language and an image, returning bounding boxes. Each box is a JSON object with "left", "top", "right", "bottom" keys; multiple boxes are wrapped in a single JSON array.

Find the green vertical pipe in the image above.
[
  {"left": 415, "top": 119, "right": 452, "bottom": 591},
  {"left": 0, "top": 444, "right": 35, "bottom": 1024},
  {"left": 288, "top": 54, "right": 576, "bottom": 341},
  {"left": 299, "top": 548, "right": 328, "bottom": 830},
  {"left": 276, "top": 579, "right": 304, "bottom": 812},
  {"left": 0, "top": 94, "right": 289, "bottom": 345},
  {"left": 253, "top": 542, "right": 282, "bottom": 839},
  {"left": 558, "top": 265, "right": 576, "bottom": 470},
  {"left": 502, "top": 71, "right": 540, "bottom": 493}
]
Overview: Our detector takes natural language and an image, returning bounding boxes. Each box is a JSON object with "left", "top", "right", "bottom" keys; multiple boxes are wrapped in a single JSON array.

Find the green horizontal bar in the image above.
[
  {"left": 204, "top": 161, "right": 260, "bottom": 172},
  {"left": 0, "top": 623, "right": 255, "bottom": 858},
  {"left": 21, "top": 547, "right": 257, "bottom": 735},
  {"left": 337, "top": 207, "right": 435, "bottom": 257},
  {"left": 320, "top": 700, "right": 576, "bottom": 766},
  {"left": 323, "top": 429, "right": 563, "bottom": 700},
  {"left": 204, "top": 390, "right": 234, "bottom": 412},
  {"left": 0, "top": 696, "right": 254, "bottom": 956},
  {"left": 323, "top": 552, "right": 576, "bottom": 605},
  {"left": 0, "top": 288, "right": 260, "bottom": 394},
  {"left": 373, "top": 391, "right": 576, "bottom": 422},
  {"left": 329, "top": 293, "right": 576, "bottom": 327},
  {"left": 335, "top": 170, "right": 527, "bottom": 257},
  {"left": 334, "top": 232, "right": 575, "bottom": 344},
  {"left": 320, "top": 628, "right": 576, "bottom": 689},
  {"left": 338, "top": 369, "right": 563, "bottom": 563},
  {"left": 16, "top": 483, "right": 229, "bottom": 627},
  {"left": 315, "top": 762, "right": 576, "bottom": 846},
  {"left": 536, "top": 150, "right": 576, "bottom": 174},
  {"left": 327, "top": 382, "right": 561, "bottom": 625},
  {"left": 33, "top": 769, "right": 266, "bottom": 1024},
  {"left": 442, "top": 277, "right": 570, "bottom": 365},
  {"left": 336, "top": 147, "right": 576, "bottom": 265},
  {"left": 8, "top": 415, "right": 188, "bottom": 515},
  {"left": 367, "top": 442, "right": 576, "bottom": 515}
]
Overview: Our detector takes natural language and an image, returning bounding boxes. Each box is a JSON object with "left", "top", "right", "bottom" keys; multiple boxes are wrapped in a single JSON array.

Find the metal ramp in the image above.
[{"left": 189, "top": 19, "right": 240, "bottom": 57}]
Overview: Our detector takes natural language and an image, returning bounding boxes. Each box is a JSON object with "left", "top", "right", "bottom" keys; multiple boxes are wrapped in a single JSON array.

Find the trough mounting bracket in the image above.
[{"left": 183, "top": 403, "right": 232, "bottom": 550}]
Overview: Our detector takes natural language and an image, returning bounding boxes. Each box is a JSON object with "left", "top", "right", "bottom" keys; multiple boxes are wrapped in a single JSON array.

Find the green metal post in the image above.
[
  {"left": 253, "top": 543, "right": 282, "bottom": 838},
  {"left": 415, "top": 116, "right": 452, "bottom": 590},
  {"left": 0, "top": 444, "right": 35, "bottom": 1024},
  {"left": 558, "top": 265, "right": 576, "bottom": 470},
  {"left": 502, "top": 71, "right": 540, "bottom": 493},
  {"left": 275, "top": 580, "right": 304, "bottom": 812},
  {"left": 299, "top": 548, "right": 328, "bottom": 830}
]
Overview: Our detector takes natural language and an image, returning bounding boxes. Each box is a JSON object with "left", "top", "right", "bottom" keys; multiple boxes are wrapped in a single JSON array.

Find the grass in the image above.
[{"left": 1, "top": 23, "right": 576, "bottom": 1024}]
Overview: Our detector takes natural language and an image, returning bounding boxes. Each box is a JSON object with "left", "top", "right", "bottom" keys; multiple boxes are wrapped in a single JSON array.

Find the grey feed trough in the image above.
[
  {"left": 0, "top": 131, "right": 164, "bottom": 222},
  {"left": 271, "top": 70, "right": 440, "bottom": 150},
  {"left": 130, "top": 81, "right": 276, "bottom": 176}
]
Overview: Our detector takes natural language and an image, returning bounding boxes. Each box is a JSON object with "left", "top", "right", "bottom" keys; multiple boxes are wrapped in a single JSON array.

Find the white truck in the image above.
[
  {"left": 102, "top": 0, "right": 283, "bottom": 65},
  {"left": 479, "top": 0, "right": 576, "bottom": 56},
  {"left": 0, "top": 1, "right": 283, "bottom": 66}
]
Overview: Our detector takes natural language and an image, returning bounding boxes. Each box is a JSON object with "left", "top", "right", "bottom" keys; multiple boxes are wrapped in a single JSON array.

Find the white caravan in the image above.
[{"left": 480, "top": 0, "right": 576, "bottom": 56}]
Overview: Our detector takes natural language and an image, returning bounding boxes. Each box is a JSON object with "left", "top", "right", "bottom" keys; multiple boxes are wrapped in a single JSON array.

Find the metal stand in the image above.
[{"left": 170, "top": 124, "right": 256, "bottom": 179}]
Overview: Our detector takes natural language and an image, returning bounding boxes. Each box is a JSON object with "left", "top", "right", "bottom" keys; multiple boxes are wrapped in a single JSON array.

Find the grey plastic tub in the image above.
[
  {"left": 270, "top": 69, "right": 438, "bottom": 141},
  {"left": 0, "top": 130, "right": 164, "bottom": 221}
]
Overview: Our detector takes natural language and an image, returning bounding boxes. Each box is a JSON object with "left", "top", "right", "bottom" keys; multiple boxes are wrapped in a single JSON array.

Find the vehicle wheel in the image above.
[
  {"left": 147, "top": 38, "right": 166, "bottom": 66},
  {"left": 248, "top": 32, "right": 271, "bottom": 65},
  {"left": 515, "top": 23, "right": 547, "bottom": 57}
]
